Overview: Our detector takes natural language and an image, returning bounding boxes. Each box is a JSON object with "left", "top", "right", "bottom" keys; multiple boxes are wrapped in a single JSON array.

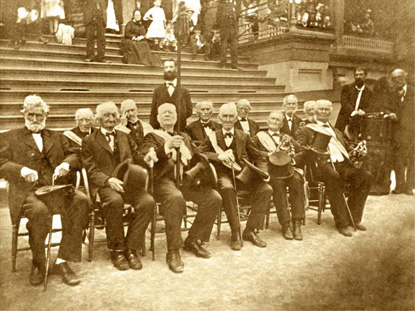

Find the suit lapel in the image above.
[
  {"left": 42, "top": 130, "right": 55, "bottom": 154},
  {"left": 96, "top": 131, "right": 113, "bottom": 155},
  {"left": 216, "top": 130, "right": 227, "bottom": 150},
  {"left": 196, "top": 121, "right": 207, "bottom": 139},
  {"left": 23, "top": 128, "right": 40, "bottom": 151},
  {"left": 234, "top": 130, "right": 243, "bottom": 160},
  {"left": 116, "top": 131, "right": 128, "bottom": 161}
]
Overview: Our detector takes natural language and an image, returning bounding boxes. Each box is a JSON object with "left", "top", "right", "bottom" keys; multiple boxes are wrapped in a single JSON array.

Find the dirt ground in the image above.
[{"left": 0, "top": 194, "right": 414, "bottom": 311}]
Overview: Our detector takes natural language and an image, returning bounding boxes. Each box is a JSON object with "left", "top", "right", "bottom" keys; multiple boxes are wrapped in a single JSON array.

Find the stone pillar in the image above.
[
  {"left": 333, "top": 0, "right": 344, "bottom": 46},
  {"left": 288, "top": 0, "right": 297, "bottom": 32},
  {"left": 121, "top": 0, "right": 137, "bottom": 33}
]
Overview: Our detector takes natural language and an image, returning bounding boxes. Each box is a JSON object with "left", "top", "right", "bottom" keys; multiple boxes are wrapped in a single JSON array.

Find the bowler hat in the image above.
[
  {"left": 268, "top": 151, "right": 294, "bottom": 180},
  {"left": 236, "top": 159, "right": 270, "bottom": 185},
  {"left": 310, "top": 132, "right": 331, "bottom": 154},
  {"left": 112, "top": 159, "right": 149, "bottom": 193}
]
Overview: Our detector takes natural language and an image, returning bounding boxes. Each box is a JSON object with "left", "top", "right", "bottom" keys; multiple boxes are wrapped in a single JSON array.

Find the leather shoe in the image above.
[
  {"left": 338, "top": 227, "right": 353, "bottom": 237},
  {"left": 126, "top": 249, "right": 143, "bottom": 270},
  {"left": 404, "top": 189, "right": 413, "bottom": 195},
  {"left": 52, "top": 262, "right": 80, "bottom": 286},
  {"left": 392, "top": 189, "right": 403, "bottom": 194},
  {"left": 30, "top": 264, "right": 45, "bottom": 286},
  {"left": 231, "top": 65, "right": 242, "bottom": 70},
  {"left": 293, "top": 220, "right": 303, "bottom": 241},
  {"left": 184, "top": 239, "right": 211, "bottom": 258},
  {"left": 282, "top": 224, "right": 294, "bottom": 240},
  {"left": 166, "top": 250, "right": 184, "bottom": 273},
  {"left": 355, "top": 223, "right": 367, "bottom": 231},
  {"left": 243, "top": 231, "right": 267, "bottom": 248},
  {"left": 111, "top": 251, "right": 129, "bottom": 271},
  {"left": 230, "top": 231, "right": 242, "bottom": 251}
]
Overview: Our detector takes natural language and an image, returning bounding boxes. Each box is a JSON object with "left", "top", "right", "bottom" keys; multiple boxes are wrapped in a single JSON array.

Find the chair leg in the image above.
[
  {"left": 43, "top": 221, "right": 53, "bottom": 292},
  {"left": 317, "top": 184, "right": 324, "bottom": 225},
  {"left": 151, "top": 204, "right": 157, "bottom": 261},
  {"left": 11, "top": 219, "right": 20, "bottom": 272},
  {"left": 88, "top": 209, "right": 95, "bottom": 262},
  {"left": 265, "top": 204, "right": 270, "bottom": 229},
  {"left": 141, "top": 232, "right": 147, "bottom": 257},
  {"left": 216, "top": 206, "right": 222, "bottom": 240}
]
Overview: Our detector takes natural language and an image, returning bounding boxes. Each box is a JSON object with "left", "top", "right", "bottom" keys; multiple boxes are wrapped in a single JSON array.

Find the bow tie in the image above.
[
  {"left": 272, "top": 132, "right": 280, "bottom": 137},
  {"left": 106, "top": 132, "right": 116, "bottom": 137},
  {"left": 224, "top": 132, "right": 233, "bottom": 138},
  {"left": 167, "top": 82, "right": 175, "bottom": 87},
  {"left": 201, "top": 121, "right": 211, "bottom": 128},
  {"left": 129, "top": 121, "right": 139, "bottom": 127},
  {"left": 240, "top": 118, "right": 247, "bottom": 122},
  {"left": 322, "top": 124, "right": 330, "bottom": 128}
]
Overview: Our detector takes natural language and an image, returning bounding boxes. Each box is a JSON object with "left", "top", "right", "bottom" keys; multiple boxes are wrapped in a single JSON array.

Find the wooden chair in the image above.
[{"left": 304, "top": 163, "right": 327, "bottom": 225}]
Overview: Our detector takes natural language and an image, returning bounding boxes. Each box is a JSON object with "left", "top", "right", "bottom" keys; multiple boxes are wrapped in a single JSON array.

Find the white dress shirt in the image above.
[
  {"left": 101, "top": 127, "right": 116, "bottom": 152},
  {"left": 223, "top": 128, "right": 235, "bottom": 148},
  {"left": 268, "top": 130, "right": 280, "bottom": 145},
  {"left": 238, "top": 117, "right": 250, "bottom": 134},
  {"left": 32, "top": 132, "right": 43, "bottom": 152},
  {"left": 285, "top": 114, "right": 292, "bottom": 131},
  {"left": 354, "top": 84, "right": 365, "bottom": 112},
  {"left": 166, "top": 78, "right": 177, "bottom": 97},
  {"left": 316, "top": 120, "right": 345, "bottom": 163}
]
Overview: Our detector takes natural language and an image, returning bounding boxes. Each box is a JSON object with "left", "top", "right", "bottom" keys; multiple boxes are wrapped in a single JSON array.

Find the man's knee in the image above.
[{"left": 103, "top": 193, "right": 124, "bottom": 211}]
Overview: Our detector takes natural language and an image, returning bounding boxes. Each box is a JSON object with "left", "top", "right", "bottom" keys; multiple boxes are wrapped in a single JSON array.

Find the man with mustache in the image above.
[
  {"left": 0, "top": 95, "right": 90, "bottom": 286},
  {"left": 150, "top": 59, "right": 193, "bottom": 131},
  {"left": 335, "top": 67, "right": 374, "bottom": 138}
]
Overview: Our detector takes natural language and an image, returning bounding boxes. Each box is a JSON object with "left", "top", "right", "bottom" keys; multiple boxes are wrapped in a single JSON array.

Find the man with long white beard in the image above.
[{"left": 0, "top": 95, "right": 90, "bottom": 287}]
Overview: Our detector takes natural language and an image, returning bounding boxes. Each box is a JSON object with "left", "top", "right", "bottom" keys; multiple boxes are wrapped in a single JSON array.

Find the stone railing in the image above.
[{"left": 342, "top": 35, "right": 393, "bottom": 54}]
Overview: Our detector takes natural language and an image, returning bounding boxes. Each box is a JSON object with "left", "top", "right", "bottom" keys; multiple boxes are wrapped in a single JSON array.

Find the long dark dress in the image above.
[{"left": 122, "top": 20, "right": 162, "bottom": 67}]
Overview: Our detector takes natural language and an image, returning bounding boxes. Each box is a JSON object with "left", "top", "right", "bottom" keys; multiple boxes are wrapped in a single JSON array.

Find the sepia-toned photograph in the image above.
[{"left": 0, "top": 0, "right": 414, "bottom": 310}]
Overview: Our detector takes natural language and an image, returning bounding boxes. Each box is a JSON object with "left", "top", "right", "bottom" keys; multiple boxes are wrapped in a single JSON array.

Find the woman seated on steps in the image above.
[{"left": 121, "top": 10, "right": 162, "bottom": 67}]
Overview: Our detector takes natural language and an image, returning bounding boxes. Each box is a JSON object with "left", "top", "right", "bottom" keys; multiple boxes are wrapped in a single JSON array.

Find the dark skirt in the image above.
[{"left": 122, "top": 38, "right": 162, "bottom": 67}]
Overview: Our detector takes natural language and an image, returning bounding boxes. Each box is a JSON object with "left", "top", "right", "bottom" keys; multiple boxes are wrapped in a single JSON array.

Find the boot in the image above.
[
  {"left": 293, "top": 220, "right": 303, "bottom": 241},
  {"left": 282, "top": 222, "right": 294, "bottom": 240}
]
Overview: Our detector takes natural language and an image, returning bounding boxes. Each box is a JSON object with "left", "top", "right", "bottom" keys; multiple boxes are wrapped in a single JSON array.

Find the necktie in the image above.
[
  {"left": 322, "top": 124, "right": 330, "bottom": 128},
  {"left": 201, "top": 121, "right": 211, "bottom": 128},
  {"left": 272, "top": 132, "right": 279, "bottom": 137},
  {"left": 105, "top": 132, "right": 115, "bottom": 140},
  {"left": 224, "top": 132, "right": 233, "bottom": 138},
  {"left": 240, "top": 118, "right": 247, "bottom": 122}
]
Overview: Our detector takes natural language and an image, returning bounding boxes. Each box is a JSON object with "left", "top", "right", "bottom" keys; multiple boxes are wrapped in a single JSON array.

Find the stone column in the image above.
[
  {"left": 121, "top": 0, "right": 136, "bottom": 33},
  {"left": 333, "top": 0, "right": 344, "bottom": 46}
]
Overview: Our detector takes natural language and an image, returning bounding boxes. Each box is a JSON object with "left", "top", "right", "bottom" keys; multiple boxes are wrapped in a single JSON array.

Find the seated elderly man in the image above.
[
  {"left": 296, "top": 100, "right": 373, "bottom": 237},
  {"left": 0, "top": 95, "right": 90, "bottom": 286},
  {"left": 117, "top": 99, "right": 153, "bottom": 145},
  {"left": 185, "top": 100, "right": 221, "bottom": 146},
  {"left": 140, "top": 103, "right": 222, "bottom": 273},
  {"left": 234, "top": 99, "right": 260, "bottom": 137},
  {"left": 81, "top": 102, "right": 155, "bottom": 271},
  {"left": 199, "top": 102, "right": 273, "bottom": 250},
  {"left": 63, "top": 108, "right": 95, "bottom": 154},
  {"left": 252, "top": 111, "right": 306, "bottom": 240},
  {"left": 302, "top": 100, "right": 317, "bottom": 124},
  {"left": 280, "top": 94, "right": 302, "bottom": 138}
]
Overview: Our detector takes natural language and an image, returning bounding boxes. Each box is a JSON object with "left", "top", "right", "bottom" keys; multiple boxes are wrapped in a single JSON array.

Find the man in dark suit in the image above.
[
  {"left": 335, "top": 67, "right": 373, "bottom": 137},
  {"left": 140, "top": 103, "right": 221, "bottom": 273},
  {"left": 199, "top": 102, "right": 272, "bottom": 250},
  {"left": 280, "top": 94, "right": 302, "bottom": 138},
  {"left": 0, "top": 95, "right": 90, "bottom": 286},
  {"left": 63, "top": 108, "right": 96, "bottom": 155},
  {"left": 217, "top": 0, "right": 241, "bottom": 69},
  {"left": 150, "top": 59, "right": 193, "bottom": 131},
  {"left": 297, "top": 100, "right": 372, "bottom": 237},
  {"left": 185, "top": 100, "right": 221, "bottom": 146},
  {"left": 118, "top": 99, "right": 153, "bottom": 146},
  {"left": 234, "top": 99, "right": 260, "bottom": 137},
  {"left": 388, "top": 69, "right": 414, "bottom": 195},
  {"left": 252, "top": 111, "right": 305, "bottom": 241},
  {"left": 83, "top": 0, "right": 109, "bottom": 63},
  {"left": 81, "top": 101, "right": 155, "bottom": 271}
]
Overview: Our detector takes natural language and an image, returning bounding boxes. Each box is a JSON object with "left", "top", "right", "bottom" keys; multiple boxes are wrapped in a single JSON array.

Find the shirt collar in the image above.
[
  {"left": 101, "top": 127, "right": 115, "bottom": 135},
  {"left": 403, "top": 84, "right": 408, "bottom": 95},
  {"left": 165, "top": 78, "right": 177, "bottom": 87},
  {"left": 285, "top": 113, "right": 292, "bottom": 121},
  {"left": 316, "top": 120, "right": 330, "bottom": 127},
  {"left": 268, "top": 130, "right": 280, "bottom": 136},
  {"left": 355, "top": 84, "right": 365, "bottom": 92}
]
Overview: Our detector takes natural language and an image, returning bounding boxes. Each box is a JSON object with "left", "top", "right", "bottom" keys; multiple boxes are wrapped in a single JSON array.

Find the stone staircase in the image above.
[{"left": 0, "top": 34, "right": 290, "bottom": 131}]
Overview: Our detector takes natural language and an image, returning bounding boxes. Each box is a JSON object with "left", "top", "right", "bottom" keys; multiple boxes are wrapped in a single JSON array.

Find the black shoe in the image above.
[
  {"left": 230, "top": 231, "right": 242, "bottom": 251},
  {"left": 355, "top": 223, "right": 367, "bottom": 231},
  {"left": 166, "top": 250, "right": 184, "bottom": 273},
  {"left": 126, "top": 249, "right": 143, "bottom": 270},
  {"left": 243, "top": 230, "right": 267, "bottom": 248},
  {"left": 39, "top": 36, "right": 49, "bottom": 44},
  {"left": 52, "top": 262, "right": 80, "bottom": 286},
  {"left": 231, "top": 65, "right": 241, "bottom": 70},
  {"left": 293, "top": 220, "right": 303, "bottom": 241},
  {"left": 184, "top": 239, "right": 211, "bottom": 258},
  {"left": 282, "top": 224, "right": 294, "bottom": 240},
  {"left": 111, "top": 251, "right": 129, "bottom": 271},
  {"left": 404, "top": 189, "right": 414, "bottom": 195},
  {"left": 30, "top": 264, "right": 45, "bottom": 286},
  {"left": 338, "top": 227, "right": 353, "bottom": 237},
  {"left": 93, "top": 58, "right": 112, "bottom": 63},
  {"left": 392, "top": 189, "right": 403, "bottom": 194}
]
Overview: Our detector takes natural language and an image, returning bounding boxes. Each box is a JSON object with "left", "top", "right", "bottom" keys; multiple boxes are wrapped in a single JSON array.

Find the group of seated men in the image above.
[{"left": 0, "top": 91, "right": 373, "bottom": 288}]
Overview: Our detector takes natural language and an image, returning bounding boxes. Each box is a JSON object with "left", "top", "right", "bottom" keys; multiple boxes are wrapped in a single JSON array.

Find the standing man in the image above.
[
  {"left": 252, "top": 111, "right": 305, "bottom": 240},
  {"left": 280, "top": 94, "right": 302, "bottom": 138},
  {"left": 335, "top": 67, "right": 373, "bottom": 137},
  {"left": 150, "top": 59, "right": 193, "bottom": 131},
  {"left": 81, "top": 101, "right": 155, "bottom": 271},
  {"left": 217, "top": 0, "right": 241, "bottom": 70},
  {"left": 389, "top": 69, "right": 414, "bottom": 195},
  {"left": 234, "top": 98, "right": 260, "bottom": 137},
  {"left": 118, "top": 99, "right": 153, "bottom": 146},
  {"left": 83, "top": 0, "right": 110, "bottom": 63},
  {"left": 140, "top": 103, "right": 222, "bottom": 273},
  {"left": 0, "top": 95, "right": 90, "bottom": 286},
  {"left": 297, "top": 100, "right": 372, "bottom": 237},
  {"left": 185, "top": 100, "right": 221, "bottom": 146},
  {"left": 63, "top": 108, "right": 95, "bottom": 155},
  {"left": 200, "top": 103, "right": 272, "bottom": 250}
]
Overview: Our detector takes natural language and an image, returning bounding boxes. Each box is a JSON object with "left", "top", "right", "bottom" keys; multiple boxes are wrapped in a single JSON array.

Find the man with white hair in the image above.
[
  {"left": 302, "top": 100, "right": 317, "bottom": 124},
  {"left": 297, "top": 99, "right": 372, "bottom": 237},
  {"left": 117, "top": 99, "right": 153, "bottom": 145},
  {"left": 81, "top": 101, "right": 155, "bottom": 271},
  {"left": 0, "top": 95, "right": 90, "bottom": 286},
  {"left": 185, "top": 100, "right": 221, "bottom": 146},
  {"left": 388, "top": 68, "right": 414, "bottom": 195},
  {"left": 140, "top": 103, "right": 221, "bottom": 273},
  {"left": 200, "top": 102, "right": 272, "bottom": 250},
  {"left": 63, "top": 108, "right": 95, "bottom": 154},
  {"left": 234, "top": 99, "right": 260, "bottom": 137},
  {"left": 281, "top": 94, "right": 302, "bottom": 138}
]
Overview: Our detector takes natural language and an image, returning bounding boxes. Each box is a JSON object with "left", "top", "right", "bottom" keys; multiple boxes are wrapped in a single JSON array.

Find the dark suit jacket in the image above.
[
  {"left": 234, "top": 118, "right": 260, "bottom": 137},
  {"left": 126, "top": 120, "right": 149, "bottom": 146},
  {"left": 185, "top": 119, "right": 221, "bottom": 146},
  {"left": 82, "top": 0, "right": 107, "bottom": 26},
  {"left": 0, "top": 127, "right": 79, "bottom": 224},
  {"left": 280, "top": 114, "right": 302, "bottom": 138},
  {"left": 81, "top": 129, "right": 142, "bottom": 194},
  {"left": 64, "top": 126, "right": 96, "bottom": 157},
  {"left": 216, "top": 0, "right": 241, "bottom": 34},
  {"left": 150, "top": 83, "right": 193, "bottom": 131},
  {"left": 336, "top": 83, "right": 373, "bottom": 131}
]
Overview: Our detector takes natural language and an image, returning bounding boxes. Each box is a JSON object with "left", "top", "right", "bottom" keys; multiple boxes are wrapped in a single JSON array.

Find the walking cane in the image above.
[
  {"left": 231, "top": 163, "right": 243, "bottom": 247},
  {"left": 147, "top": 147, "right": 157, "bottom": 261}
]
